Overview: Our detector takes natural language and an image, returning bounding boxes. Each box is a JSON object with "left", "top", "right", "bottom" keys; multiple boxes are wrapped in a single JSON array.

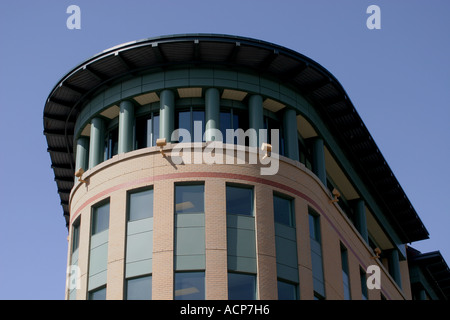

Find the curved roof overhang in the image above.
[
  {"left": 43, "top": 34, "right": 429, "bottom": 242},
  {"left": 408, "top": 247, "right": 450, "bottom": 300}
]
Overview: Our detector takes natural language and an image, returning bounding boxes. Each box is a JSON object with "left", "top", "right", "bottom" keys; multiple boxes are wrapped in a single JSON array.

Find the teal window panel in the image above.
[
  {"left": 275, "top": 234, "right": 299, "bottom": 283},
  {"left": 213, "top": 69, "right": 238, "bottom": 81},
  {"left": 213, "top": 78, "right": 238, "bottom": 89},
  {"left": 142, "top": 72, "right": 164, "bottom": 85},
  {"left": 122, "top": 77, "right": 142, "bottom": 91},
  {"left": 142, "top": 81, "right": 165, "bottom": 93},
  {"left": 174, "top": 184, "right": 205, "bottom": 271},
  {"left": 125, "top": 219, "right": 153, "bottom": 278},
  {"left": 226, "top": 215, "right": 256, "bottom": 274}
]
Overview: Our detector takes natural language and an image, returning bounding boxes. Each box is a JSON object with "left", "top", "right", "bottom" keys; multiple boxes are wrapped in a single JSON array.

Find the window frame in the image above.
[
  {"left": 273, "top": 192, "right": 295, "bottom": 227},
  {"left": 226, "top": 183, "right": 254, "bottom": 217},
  {"left": 127, "top": 187, "right": 154, "bottom": 222},
  {"left": 91, "top": 199, "right": 110, "bottom": 236}
]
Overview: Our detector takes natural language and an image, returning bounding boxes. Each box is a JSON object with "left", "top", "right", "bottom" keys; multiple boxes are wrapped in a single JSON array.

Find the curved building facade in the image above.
[{"left": 44, "top": 34, "right": 434, "bottom": 300}]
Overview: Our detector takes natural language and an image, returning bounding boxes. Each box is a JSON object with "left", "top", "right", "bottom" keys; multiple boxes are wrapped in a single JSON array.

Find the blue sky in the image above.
[{"left": 0, "top": 1, "right": 448, "bottom": 299}]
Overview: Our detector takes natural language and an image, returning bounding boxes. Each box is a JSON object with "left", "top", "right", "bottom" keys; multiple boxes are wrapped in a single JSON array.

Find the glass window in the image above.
[
  {"left": 273, "top": 194, "right": 294, "bottom": 226},
  {"left": 308, "top": 211, "right": 321, "bottom": 242},
  {"left": 226, "top": 185, "right": 253, "bottom": 216},
  {"left": 220, "top": 108, "right": 249, "bottom": 145},
  {"left": 192, "top": 110, "right": 205, "bottom": 142},
  {"left": 174, "top": 272, "right": 205, "bottom": 300},
  {"left": 104, "top": 127, "right": 119, "bottom": 160},
  {"left": 128, "top": 188, "right": 153, "bottom": 221},
  {"left": 341, "top": 244, "right": 351, "bottom": 300},
  {"left": 126, "top": 275, "right": 152, "bottom": 300},
  {"left": 277, "top": 280, "right": 298, "bottom": 300},
  {"left": 360, "top": 268, "right": 368, "bottom": 300},
  {"left": 264, "top": 115, "right": 284, "bottom": 156},
  {"left": 176, "top": 108, "right": 205, "bottom": 142},
  {"left": 228, "top": 273, "right": 256, "bottom": 300},
  {"left": 92, "top": 201, "right": 110, "bottom": 235},
  {"left": 88, "top": 286, "right": 106, "bottom": 300},
  {"left": 136, "top": 113, "right": 160, "bottom": 149},
  {"left": 72, "top": 219, "right": 80, "bottom": 252},
  {"left": 220, "top": 111, "right": 232, "bottom": 135},
  {"left": 175, "top": 184, "right": 204, "bottom": 214},
  {"left": 177, "top": 110, "right": 191, "bottom": 142}
]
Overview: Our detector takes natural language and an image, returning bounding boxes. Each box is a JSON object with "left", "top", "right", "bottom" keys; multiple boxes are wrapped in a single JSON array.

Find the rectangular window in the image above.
[
  {"left": 220, "top": 108, "right": 249, "bottom": 145},
  {"left": 125, "top": 275, "right": 152, "bottom": 300},
  {"left": 125, "top": 188, "right": 154, "bottom": 284},
  {"left": 228, "top": 272, "right": 256, "bottom": 300},
  {"left": 308, "top": 208, "right": 325, "bottom": 299},
  {"left": 128, "top": 188, "right": 154, "bottom": 221},
  {"left": 274, "top": 193, "right": 299, "bottom": 292},
  {"left": 72, "top": 218, "right": 80, "bottom": 252},
  {"left": 277, "top": 279, "right": 299, "bottom": 300},
  {"left": 89, "top": 200, "right": 110, "bottom": 294},
  {"left": 226, "top": 185, "right": 253, "bottom": 216},
  {"left": 135, "top": 113, "right": 160, "bottom": 149},
  {"left": 174, "top": 183, "right": 205, "bottom": 272},
  {"left": 88, "top": 286, "right": 106, "bottom": 300},
  {"left": 308, "top": 212, "right": 320, "bottom": 243},
  {"left": 92, "top": 201, "right": 110, "bottom": 235},
  {"left": 360, "top": 267, "right": 368, "bottom": 300},
  {"left": 341, "top": 244, "right": 351, "bottom": 300},
  {"left": 176, "top": 108, "right": 205, "bottom": 142},
  {"left": 175, "top": 184, "right": 205, "bottom": 214},
  {"left": 104, "top": 126, "right": 119, "bottom": 160},
  {"left": 174, "top": 272, "right": 205, "bottom": 300},
  {"left": 273, "top": 194, "right": 294, "bottom": 227}
]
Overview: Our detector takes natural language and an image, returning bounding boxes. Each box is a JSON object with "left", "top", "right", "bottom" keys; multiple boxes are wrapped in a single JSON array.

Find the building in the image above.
[{"left": 43, "top": 34, "right": 447, "bottom": 300}]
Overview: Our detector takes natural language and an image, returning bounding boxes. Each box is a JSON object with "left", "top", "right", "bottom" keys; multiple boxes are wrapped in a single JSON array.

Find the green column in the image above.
[
  {"left": 353, "top": 199, "right": 369, "bottom": 244},
  {"left": 205, "top": 88, "right": 220, "bottom": 142},
  {"left": 419, "top": 289, "right": 427, "bottom": 300},
  {"left": 159, "top": 89, "right": 175, "bottom": 142},
  {"left": 75, "top": 136, "right": 89, "bottom": 172},
  {"left": 248, "top": 95, "right": 264, "bottom": 148},
  {"left": 388, "top": 249, "right": 402, "bottom": 289},
  {"left": 283, "top": 108, "right": 299, "bottom": 161},
  {"left": 118, "top": 100, "right": 135, "bottom": 154},
  {"left": 312, "top": 137, "right": 327, "bottom": 185},
  {"left": 88, "top": 117, "right": 105, "bottom": 169}
]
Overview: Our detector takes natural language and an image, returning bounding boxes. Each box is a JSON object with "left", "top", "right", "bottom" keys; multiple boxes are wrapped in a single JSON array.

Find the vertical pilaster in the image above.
[
  {"left": 88, "top": 117, "right": 105, "bottom": 169},
  {"left": 106, "top": 191, "right": 126, "bottom": 300},
  {"left": 283, "top": 108, "right": 299, "bottom": 161},
  {"left": 254, "top": 184, "right": 277, "bottom": 299},
  {"left": 388, "top": 249, "right": 402, "bottom": 289},
  {"left": 353, "top": 199, "right": 369, "bottom": 244},
  {"left": 75, "top": 136, "right": 89, "bottom": 172},
  {"left": 205, "top": 180, "right": 228, "bottom": 299},
  {"left": 118, "top": 100, "right": 134, "bottom": 154},
  {"left": 152, "top": 179, "right": 174, "bottom": 299},
  {"left": 248, "top": 95, "right": 264, "bottom": 148},
  {"left": 205, "top": 88, "right": 220, "bottom": 142},
  {"left": 159, "top": 89, "right": 175, "bottom": 142}
]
